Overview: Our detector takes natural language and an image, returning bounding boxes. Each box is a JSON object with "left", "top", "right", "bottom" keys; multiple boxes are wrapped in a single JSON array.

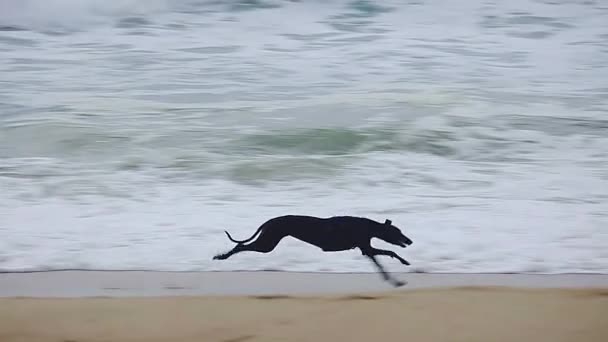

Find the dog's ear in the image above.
[{"left": 384, "top": 219, "right": 392, "bottom": 225}]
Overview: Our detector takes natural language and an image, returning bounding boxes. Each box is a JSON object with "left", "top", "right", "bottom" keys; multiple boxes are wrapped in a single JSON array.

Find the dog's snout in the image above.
[
  {"left": 402, "top": 237, "right": 412, "bottom": 246},
  {"left": 399, "top": 239, "right": 410, "bottom": 247}
]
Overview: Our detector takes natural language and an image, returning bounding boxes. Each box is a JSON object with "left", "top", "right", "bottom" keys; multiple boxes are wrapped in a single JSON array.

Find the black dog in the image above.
[{"left": 213, "top": 215, "right": 413, "bottom": 287}]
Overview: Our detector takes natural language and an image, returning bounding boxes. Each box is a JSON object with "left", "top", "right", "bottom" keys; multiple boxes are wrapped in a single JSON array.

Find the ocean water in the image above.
[{"left": 1, "top": 0, "right": 607, "bottom": 274}]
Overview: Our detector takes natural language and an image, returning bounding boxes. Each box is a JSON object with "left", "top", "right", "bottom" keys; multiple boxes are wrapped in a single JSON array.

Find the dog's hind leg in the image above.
[
  {"left": 213, "top": 244, "right": 246, "bottom": 260},
  {"left": 213, "top": 231, "right": 285, "bottom": 260}
]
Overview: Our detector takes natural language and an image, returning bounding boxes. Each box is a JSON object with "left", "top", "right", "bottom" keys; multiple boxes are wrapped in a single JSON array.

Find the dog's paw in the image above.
[
  {"left": 213, "top": 254, "right": 225, "bottom": 260},
  {"left": 392, "top": 280, "right": 406, "bottom": 287}
]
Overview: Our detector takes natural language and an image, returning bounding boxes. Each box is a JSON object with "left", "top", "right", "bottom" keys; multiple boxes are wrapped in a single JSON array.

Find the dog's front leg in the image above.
[
  {"left": 369, "top": 247, "right": 410, "bottom": 266},
  {"left": 363, "top": 252, "right": 405, "bottom": 287}
]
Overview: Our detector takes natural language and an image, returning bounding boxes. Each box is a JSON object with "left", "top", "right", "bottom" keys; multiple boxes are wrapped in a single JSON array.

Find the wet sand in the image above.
[{"left": 1, "top": 271, "right": 607, "bottom": 341}]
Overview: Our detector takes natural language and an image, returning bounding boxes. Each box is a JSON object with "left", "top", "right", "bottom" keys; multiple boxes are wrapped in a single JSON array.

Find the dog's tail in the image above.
[{"left": 224, "top": 225, "right": 263, "bottom": 244}]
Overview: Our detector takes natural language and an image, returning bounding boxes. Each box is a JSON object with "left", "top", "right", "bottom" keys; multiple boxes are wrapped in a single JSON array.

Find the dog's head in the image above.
[{"left": 377, "top": 219, "right": 413, "bottom": 247}]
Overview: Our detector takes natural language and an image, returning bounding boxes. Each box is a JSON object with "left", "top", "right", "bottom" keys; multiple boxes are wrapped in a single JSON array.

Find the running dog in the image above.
[{"left": 213, "top": 215, "right": 413, "bottom": 287}]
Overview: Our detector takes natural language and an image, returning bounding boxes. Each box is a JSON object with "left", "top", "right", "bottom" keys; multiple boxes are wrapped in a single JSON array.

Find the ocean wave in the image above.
[
  {"left": 1, "top": 0, "right": 607, "bottom": 274},
  {"left": 0, "top": 0, "right": 403, "bottom": 34},
  {"left": 0, "top": 119, "right": 528, "bottom": 176},
  {"left": 0, "top": 0, "right": 169, "bottom": 33}
]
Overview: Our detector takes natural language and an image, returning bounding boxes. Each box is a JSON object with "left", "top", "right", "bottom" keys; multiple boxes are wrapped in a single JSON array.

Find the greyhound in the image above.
[{"left": 213, "top": 215, "right": 413, "bottom": 287}]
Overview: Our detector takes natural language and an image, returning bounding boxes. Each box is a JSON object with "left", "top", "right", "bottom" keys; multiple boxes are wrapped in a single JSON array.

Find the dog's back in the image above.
[
  {"left": 263, "top": 215, "right": 378, "bottom": 252},
  {"left": 267, "top": 215, "right": 378, "bottom": 233}
]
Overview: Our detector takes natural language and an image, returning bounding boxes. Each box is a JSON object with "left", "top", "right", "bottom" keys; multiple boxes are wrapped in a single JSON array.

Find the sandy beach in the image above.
[{"left": 1, "top": 271, "right": 607, "bottom": 342}]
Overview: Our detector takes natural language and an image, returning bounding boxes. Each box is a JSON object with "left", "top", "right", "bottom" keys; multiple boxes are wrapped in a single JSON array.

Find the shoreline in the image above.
[{"left": 2, "top": 270, "right": 607, "bottom": 297}]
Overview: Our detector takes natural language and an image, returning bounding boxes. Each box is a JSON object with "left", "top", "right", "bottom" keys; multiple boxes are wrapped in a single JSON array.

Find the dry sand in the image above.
[{"left": 1, "top": 272, "right": 607, "bottom": 342}]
